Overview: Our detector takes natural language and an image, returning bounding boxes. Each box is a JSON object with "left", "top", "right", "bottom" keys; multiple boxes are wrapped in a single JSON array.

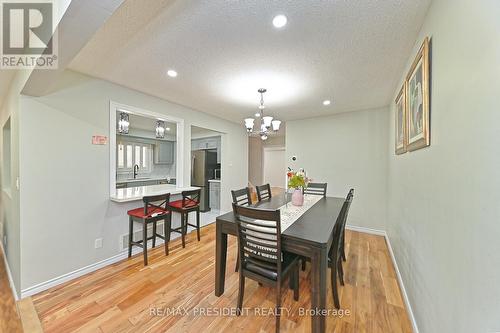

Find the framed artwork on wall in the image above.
[
  {"left": 395, "top": 82, "right": 407, "bottom": 155},
  {"left": 406, "top": 37, "right": 430, "bottom": 151}
]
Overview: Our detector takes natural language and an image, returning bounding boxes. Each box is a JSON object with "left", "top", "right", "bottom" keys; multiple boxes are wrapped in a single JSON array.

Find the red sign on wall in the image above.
[{"left": 92, "top": 135, "right": 108, "bottom": 145}]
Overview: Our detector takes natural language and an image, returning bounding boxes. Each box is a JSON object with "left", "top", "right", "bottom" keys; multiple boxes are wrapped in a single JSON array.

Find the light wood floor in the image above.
[
  {"left": 0, "top": 247, "right": 23, "bottom": 333},
  {"left": 31, "top": 224, "right": 412, "bottom": 333}
]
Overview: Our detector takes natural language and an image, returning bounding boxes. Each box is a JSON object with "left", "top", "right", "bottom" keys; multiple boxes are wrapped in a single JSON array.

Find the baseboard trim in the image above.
[
  {"left": 19, "top": 222, "right": 216, "bottom": 298},
  {"left": 0, "top": 241, "right": 19, "bottom": 301},
  {"left": 383, "top": 233, "right": 419, "bottom": 333},
  {"left": 346, "top": 224, "right": 386, "bottom": 236},
  {"left": 20, "top": 238, "right": 166, "bottom": 298}
]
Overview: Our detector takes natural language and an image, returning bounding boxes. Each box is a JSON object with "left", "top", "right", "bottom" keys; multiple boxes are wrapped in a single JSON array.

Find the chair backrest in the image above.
[
  {"left": 181, "top": 189, "right": 201, "bottom": 208},
  {"left": 256, "top": 184, "right": 272, "bottom": 202},
  {"left": 143, "top": 193, "right": 170, "bottom": 215},
  {"left": 233, "top": 203, "right": 282, "bottom": 280},
  {"left": 304, "top": 182, "right": 327, "bottom": 197},
  {"left": 231, "top": 187, "right": 252, "bottom": 206},
  {"left": 330, "top": 189, "right": 354, "bottom": 257}
]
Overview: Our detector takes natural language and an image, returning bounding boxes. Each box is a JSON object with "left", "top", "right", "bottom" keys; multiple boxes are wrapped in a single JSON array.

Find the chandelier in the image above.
[{"left": 244, "top": 88, "right": 281, "bottom": 140}]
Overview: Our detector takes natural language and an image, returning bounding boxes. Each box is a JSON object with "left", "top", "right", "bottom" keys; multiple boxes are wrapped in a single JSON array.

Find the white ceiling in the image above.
[{"left": 70, "top": 0, "right": 431, "bottom": 122}]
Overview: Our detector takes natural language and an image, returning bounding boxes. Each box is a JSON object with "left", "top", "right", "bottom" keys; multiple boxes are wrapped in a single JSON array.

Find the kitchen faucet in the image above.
[{"left": 133, "top": 164, "right": 139, "bottom": 179}]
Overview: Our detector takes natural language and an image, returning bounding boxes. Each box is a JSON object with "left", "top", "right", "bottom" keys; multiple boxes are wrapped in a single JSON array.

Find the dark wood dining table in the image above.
[{"left": 214, "top": 194, "right": 344, "bottom": 333}]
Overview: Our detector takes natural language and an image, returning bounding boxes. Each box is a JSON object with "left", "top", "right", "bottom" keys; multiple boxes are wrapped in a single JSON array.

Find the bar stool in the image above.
[
  {"left": 167, "top": 189, "right": 201, "bottom": 249},
  {"left": 127, "top": 193, "right": 171, "bottom": 266}
]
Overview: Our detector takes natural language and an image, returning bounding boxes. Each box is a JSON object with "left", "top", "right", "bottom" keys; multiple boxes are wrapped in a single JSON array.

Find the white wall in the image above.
[
  {"left": 18, "top": 70, "right": 248, "bottom": 291},
  {"left": 286, "top": 107, "right": 389, "bottom": 230},
  {"left": 0, "top": 71, "right": 30, "bottom": 297},
  {"left": 387, "top": 1, "right": 500, "bottom": 332}
]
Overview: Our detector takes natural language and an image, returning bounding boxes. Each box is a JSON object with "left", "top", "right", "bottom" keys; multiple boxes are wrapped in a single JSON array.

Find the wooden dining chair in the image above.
[
  {"left": 340, "top": 189, "right": 354, "bottom": 262},
  {"left": 231, "top": 187, "right": 253, "bottom": 272},
  {"left": 329, "top": 190, "right": 354, "bottom": 308},
  {"left": 256, "top": 183, "right": 272, "bottom": 201},
  {"left": 233, "top": 203, "right": 300, "bottom": 333},
  {"left": 127, "top": 193, "right": 171, "bottom": 265},
  {"left": 167, "top": 189, "right": 201, "bottom": 250},
  {"left": 231, "top": 187, "right": 252, "bottom": 206},
  {"left": 303, "top": 182, "right": 327, "bottom": 196}
]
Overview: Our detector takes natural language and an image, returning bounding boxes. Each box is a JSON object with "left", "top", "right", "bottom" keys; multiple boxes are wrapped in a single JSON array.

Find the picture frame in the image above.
[
  {"left": 395, "top": 82, "right": 407, "bottom": 155},
  {"left": 406, "top": 37, "right": 430, "bottom": 151}
]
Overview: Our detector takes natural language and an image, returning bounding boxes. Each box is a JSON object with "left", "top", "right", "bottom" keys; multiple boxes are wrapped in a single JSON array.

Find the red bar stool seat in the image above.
[
  {"left": 167, "top": 189, "right": 201, "bottom": 250},
  {"left": 127, "top": 193, "right": 172, "bottom": 266}
]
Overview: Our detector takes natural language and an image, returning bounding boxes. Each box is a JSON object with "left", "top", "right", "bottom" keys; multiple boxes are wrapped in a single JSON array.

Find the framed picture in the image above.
[
  {"left": 406, "top": 37, "right": 430, "bottom": 151},
  {"left": 395, "top": 83, "right": 406, "bottom": 155}
]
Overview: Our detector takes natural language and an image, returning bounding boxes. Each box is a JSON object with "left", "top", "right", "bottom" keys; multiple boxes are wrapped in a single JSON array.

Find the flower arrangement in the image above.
[{"left": 287, "top": 168, "right": 311, "bottom": 190}]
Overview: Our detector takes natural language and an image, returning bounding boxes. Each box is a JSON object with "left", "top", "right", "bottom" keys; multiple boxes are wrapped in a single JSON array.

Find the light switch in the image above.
[{"left": 95, "top": 238, "right": 103, "bottom": 249}]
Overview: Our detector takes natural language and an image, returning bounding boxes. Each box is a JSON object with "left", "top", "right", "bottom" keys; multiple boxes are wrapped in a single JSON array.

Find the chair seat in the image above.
[
  {"left": 244, "top": 252, "right": 299, "bottom": 280},
  {"left": 127, "top": 206, "right": 170, "bottom": 219},
  {"left": 169, "top": 199, "right": 199, "bottom": 210}
]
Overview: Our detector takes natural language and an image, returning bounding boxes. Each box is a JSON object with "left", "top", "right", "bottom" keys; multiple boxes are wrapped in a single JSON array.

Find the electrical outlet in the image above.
[{"left": 94, "top": 238, "right": 103, "bottom": 249}]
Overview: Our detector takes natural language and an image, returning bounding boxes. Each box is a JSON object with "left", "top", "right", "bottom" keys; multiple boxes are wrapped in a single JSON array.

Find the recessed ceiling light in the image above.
[
  {"left": 255, "top": 113, "right": 261, "bottom": 117},
  {"left": 167, "top": 69, "right": 178, "bottom": 78},
  {"left": 166, "top": 127, "right": 171, "bottom": 131},
  {"left": 272, "top": 15, "right": 287, "bottom": 28},
  {"left": 323, "top": 100, "right": 331, "bottom": 106}
]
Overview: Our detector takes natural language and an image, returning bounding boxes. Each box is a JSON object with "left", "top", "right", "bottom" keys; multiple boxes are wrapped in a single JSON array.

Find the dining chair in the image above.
[
  {"left": 167, "top": 189, "right": 201, "bottom": 250},
  {"left": 233, "top": 203, "right": 300, "bottom": 333},
  {"left": 303, "top": 182, "right": 327, "bottom": 196},
  {"left": 256, "top": 183, "right": 272, "bottom": 201},
  {"left": 231, "top": 187, "right": 252, "bottom": 206},
  {"left": 329, "top": 190, "right": 354, "bottom": 308},
  {"left": 231, "top": 187, "right": 253, "bottom": 272},
  {"left": 127, "top": 193, "right": 171, "bottom": 265},
  {"left": 340, "top": 189, "right": 354, "bottom": 262}
]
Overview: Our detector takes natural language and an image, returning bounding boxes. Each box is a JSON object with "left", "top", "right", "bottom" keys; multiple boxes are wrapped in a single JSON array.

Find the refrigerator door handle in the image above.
[{"left": 191, "top": 155, "right": 196, "bottom": 182}]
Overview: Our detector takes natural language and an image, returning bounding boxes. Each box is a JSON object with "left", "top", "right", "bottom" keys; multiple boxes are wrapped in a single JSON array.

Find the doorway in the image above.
[{"left": 263, "top": 147, "right": 286, "bottom": 189}]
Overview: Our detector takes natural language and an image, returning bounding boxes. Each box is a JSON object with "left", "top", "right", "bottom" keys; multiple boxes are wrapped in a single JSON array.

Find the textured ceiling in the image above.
[{"left": 70, "top": 0, "right": 431, "bottom": 122}]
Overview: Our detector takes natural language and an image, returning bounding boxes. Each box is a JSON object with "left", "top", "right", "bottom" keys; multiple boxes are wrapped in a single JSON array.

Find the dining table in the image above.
[{"left": 214, "top": 193, "right": 345, "bottom": 333}]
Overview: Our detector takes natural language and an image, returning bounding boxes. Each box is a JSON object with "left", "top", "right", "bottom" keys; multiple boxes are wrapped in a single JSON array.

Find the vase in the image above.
[{"left": 291, "top": 188, "right": 304, "bottom": 206}]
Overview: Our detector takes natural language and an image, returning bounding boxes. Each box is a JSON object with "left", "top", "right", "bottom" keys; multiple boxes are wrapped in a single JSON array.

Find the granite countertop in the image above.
[{"left": 110, "top": 184, "right": 199, "bottom": 203}]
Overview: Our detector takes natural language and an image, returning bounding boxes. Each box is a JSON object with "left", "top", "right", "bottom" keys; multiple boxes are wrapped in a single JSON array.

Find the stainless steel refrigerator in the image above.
[{"left": 191, "top": 150, "right": 218, "bottom": 212}]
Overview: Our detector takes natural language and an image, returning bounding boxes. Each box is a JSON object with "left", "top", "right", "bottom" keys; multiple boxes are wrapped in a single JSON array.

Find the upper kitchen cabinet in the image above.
[
  {"left": 154, "top": 140, "right": 175, "bottom": 164},
  {"left": 192, "top": 136, "right": 221, "bottom": 163}
]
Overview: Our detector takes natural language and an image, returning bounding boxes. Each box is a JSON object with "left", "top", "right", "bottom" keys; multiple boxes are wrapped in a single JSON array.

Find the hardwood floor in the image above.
[
  {"left": 0, "top": 247, "right": 23, "bottom": 333},
  {"left": 31, "top": 224, "right": 412, "bottom": 333}
]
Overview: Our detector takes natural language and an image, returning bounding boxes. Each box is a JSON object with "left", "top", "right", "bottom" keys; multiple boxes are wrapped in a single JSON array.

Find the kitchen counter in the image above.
[
  {"left": 110, "top": 184, "right": 199, "bottom": 203},
  {"left": 116, "top": 176, "right": 174, "bottom": 184},
  {"left": 208, "top": 179, "right": 221, "bottom": 183}
]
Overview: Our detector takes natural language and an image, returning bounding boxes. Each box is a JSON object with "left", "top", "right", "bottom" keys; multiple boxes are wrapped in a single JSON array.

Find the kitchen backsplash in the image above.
[{"left": 116, "top": 162, "right": 176, "bottom": 182}]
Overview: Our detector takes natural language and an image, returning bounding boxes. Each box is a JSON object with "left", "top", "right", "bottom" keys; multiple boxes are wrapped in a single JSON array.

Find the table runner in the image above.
[{"left": 279, "top": 194, "right": 323, "bottom": 231}]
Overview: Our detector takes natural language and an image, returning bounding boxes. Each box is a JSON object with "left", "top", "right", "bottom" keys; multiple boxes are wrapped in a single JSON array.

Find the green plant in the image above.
[{"left": 288, "top": 174, "right": 306, "bottom": 189}]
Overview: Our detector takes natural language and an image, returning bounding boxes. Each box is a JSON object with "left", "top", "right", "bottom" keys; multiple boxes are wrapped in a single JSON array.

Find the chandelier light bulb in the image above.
[
  {"left": 262, "top": 116, "right": 273, "bottom": 128},
  {"left": 244, "top": 118, "right": 255, "bottom": 132},
  {"left": 271, "top": 120, "right": 281, "bottom": 131}
]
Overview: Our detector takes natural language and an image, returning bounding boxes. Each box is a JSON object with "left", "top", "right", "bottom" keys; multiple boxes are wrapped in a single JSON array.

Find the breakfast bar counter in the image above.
[{"left": 110, "top": 184, "right": 200, "bottom": 203}]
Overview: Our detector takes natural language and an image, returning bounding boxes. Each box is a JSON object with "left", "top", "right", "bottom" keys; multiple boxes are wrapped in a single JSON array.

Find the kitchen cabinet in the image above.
[
  {"left": 209, "top": 181, "right": 221, "bottom": 210},
  {"left": 192, "top": 136, "right": 221, "bottom": 163},
  {"left": 154, "top": 141, "right": 174, "bottom": 164}
]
